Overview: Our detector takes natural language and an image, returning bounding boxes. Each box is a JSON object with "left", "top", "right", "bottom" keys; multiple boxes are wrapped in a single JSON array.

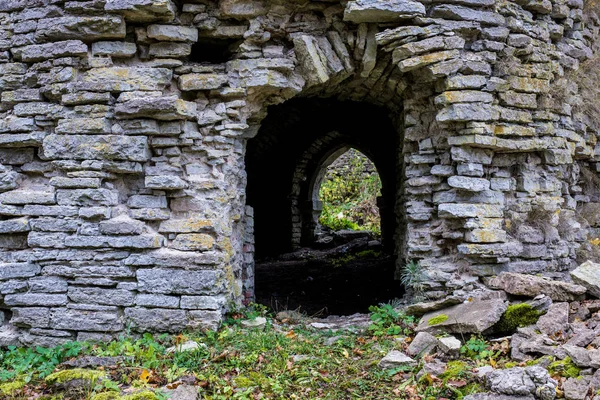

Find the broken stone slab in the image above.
[
  {"left": 563, "top": 376, "right": 591, "bottom": 400},
  {"left": 163, "top": 384, "right": 198, "bottom": 400},
  {"left": 416, "top": 299, "right": 507, "bottom": 334},
  {"left": 378, "top": 350, "right": 416, "bottom": 369},
  {"left": 147, "top": 25, "right": 198, "bottom": 42},
  {"left": 431, "top": 5, "right": 505, "bottom": 26},
  {"left": 484, "top": 366, "right": 556, "bottom": 398},
  {"left": 178, "top": 74, "right": 228, "bottom": 91},
  {"left": 463, "top": 393, "right": 535, "bottom": 400},
  {"left": 404, "top": 295, "right": 463, "bottom": 316},
  {"left": 105, "top": 0, "right": 176, "bottom": 22},
  {"left": 241, "top": 317, "right": 267, "bottom": 329},
  {"left": 116, "top": 97, "right": 196, "bottom": 121},
  {"left": 570, "top": 261, "right": 600, "bottom": 298},
  {"left": 91, "top": 41, "right": 137, "bottom": 58},
  {"left": 62, "top": 356, "right": 126, "bottom": 368},
  {"left": 165, "top": 340, "right": 205, "bottom": 354},
  {"left": 536, "top": 302, "right": 568, "bottom": 336},
  {"left": 344, "top": 0, "right": 425, "bottom": 23},
  {"left": 486, "top": 273, "right": 587, "bottom": 301},
  {"left": 438, "top": 336, "right": 461, "bottom": 356},
  {"left": 406, "top": 332, "right": 439, "bottom": 357},
  {"left": 448, "top": 176, "right": 491, "bottom": 191}
]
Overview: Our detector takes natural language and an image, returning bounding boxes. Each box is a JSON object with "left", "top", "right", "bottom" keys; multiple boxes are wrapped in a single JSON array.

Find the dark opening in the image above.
[
  {"left": 189, "top": 38, "right": 243, "bottom": 64},
  {"left": 245, "top": 98, "right": 403, "bottom": 316}
]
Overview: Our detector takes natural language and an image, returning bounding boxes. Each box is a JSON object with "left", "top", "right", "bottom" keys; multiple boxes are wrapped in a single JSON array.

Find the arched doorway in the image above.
[{"left": 245, "top": 98, "right": 404, "bottom": 315}]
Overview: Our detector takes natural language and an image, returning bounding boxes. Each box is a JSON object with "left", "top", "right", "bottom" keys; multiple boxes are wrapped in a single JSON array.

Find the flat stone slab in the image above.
[
  {"left": 487, "top": 272, "right": 587, "bottom": 301},
  {"left": 378, "top": 350, "right": 416, "bottom": 369},
  {"left": 416, "top": 299, "right": 507, "bottom": 334},
  {"left": 570, "top": 261, "right": 600, "bottom": 298},
  {"left": 344, "top": 0, "right": 425, "bottom": 23}
]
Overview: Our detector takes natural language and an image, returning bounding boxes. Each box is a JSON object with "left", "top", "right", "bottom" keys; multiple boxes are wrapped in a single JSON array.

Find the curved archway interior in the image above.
[{"left": 245, "top": 98, "right": 404, "bottom": 315}]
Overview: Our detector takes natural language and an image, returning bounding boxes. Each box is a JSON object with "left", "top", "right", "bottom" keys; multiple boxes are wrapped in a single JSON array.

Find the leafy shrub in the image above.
[{"left": 319, "top": 149, "right": 382, "bottom": 234}]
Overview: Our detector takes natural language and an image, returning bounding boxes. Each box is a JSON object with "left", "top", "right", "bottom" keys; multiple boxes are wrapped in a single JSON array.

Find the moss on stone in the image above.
[
  {"left": 45, "top": 368, "right": 105, "bottom": 385},
  {"left": 548, "top": 357, "right": 580, "bottom": 378},
  {"left": 427, "top": 314, "right": 448, "bottom": 326},
  {"left": 91, "top": 391, "right": 158, "bottom": 400},
  {"left": 0, "top": 380, "right": 25, "bottom": 395},
  {"left": 495, "top": 303, "right": 541, "bottom": 333},
  {"left": 440, "top": 360, "right": 468, "bottom": 380}
]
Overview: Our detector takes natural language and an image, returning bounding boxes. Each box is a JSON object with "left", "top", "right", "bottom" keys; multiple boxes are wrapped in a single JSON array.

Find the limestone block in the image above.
[
  {"left": 105, "top": 0, "right": 176, "bottom": 22},
  {"left": 447, "top": 176, "right": 490, "bottom": 191},
  {"left": 145, "top": 175, "right": 188, "bottom": 190},
  {"left": 136, "top": 268, "right": 224, "bottom": 295},
  {"left": 508, "top": 76, "right": 549, "bottom": 94},
  {"left": 0, "top": 190, "right": 55, "bottom": 205},
  {"left": 56, "top": 189, "right": 118, "bottom": 207},
  {"left": 438, "top": 203, "right": 503, "bottom": 218},
  {"left": 219, "top": 0, "right": 267, "bottom": 19},
  {"left": 56, "top": 118, "right": 112, "bottom": 135},
  {"left": 487, "top": 272, "right": 587, "bottom": 301},
  {"left": 99, "top": 215, "right": 145, "bottom": 235},
  {"left": 125, "top": 307, "right": 187, "bottom": 332},
  {"left": 178, "top": 74, "right": 228, "bottom": 91},
  {"left": 128, "top": 195, "right": 168, "bottom": 209},
  {"left": 1, "top": 89, "right": 43, "bottom": 103},
  {"left": 435, "top": 90, "right": 494, "bottom": 106},
  {"left": 147, "top": 25, "right": 198, "bottom": 42},
  {"left": 13, "top": 40, "right": 88, "bottom": 62},
  {"left": 4, "top": 293, "right": 68, "bottom": 307},
  {"left": 62, "top": 92, "right": 112, "bottom": 106},
  {"left": 11, "top": 308, "right": 51, "bottom": 328},
  {"left": 136, "top": 294, "right": 180, "bottom": 308},
  {"left": 29, "top": 277, "right": 68, "bottom": 293},
  {"left": 35, "top": 16, "right": 126, "bottom": 41},
  {"left": 344, "top": 0, "right": 425, "bottom": 23},
  {"left": 50, "top": 308, "right": 123, "bottom": 332},
  {"left": 116, "top": 97, "right": 196, "bottom": 120},
  {"left": 398, "top": 50, "right": 460, "bottom": 72},
  {"left": 0, "top": 116, "right": 36, "bottom": 133},
  {"left": 79, "top": 67, "right": 172, "bottom": 92},
  {"left": 457, "top": 242, "right": 522, "bottom": 257},
  {"left": 49, "top": 178, "right": 101, "bottom": 189},
  {"left": 43, "top": 135, "right": 151, "bottom": 162},
  {"left": 148, "top": 42, "right": 191, "bottom": 58},
  {"left": 171, "top": 233, "right": 215, "bottom": 251},
  {"left": 158, "top": 217, "right": 213, "bottom": 233},
  {"left": 0, "top": 262, "right": 40, "bottom": 280},
  {"left": 570, "top": 261, "right": 600, "bottom": 298},
  {"left": 180, "top": 295, "right": 227, "bottom": 310},
  {"left": 0, "top": 217, "right": 29, "bottom": 233},
  {"left": 431, "top": 5, "right": 505, "bottom": 25},
  {"left": 91, "top": 41, "right": 137, "bottom": 57},
  {"left": 465, "top": 229, "right": 507, "bottom": 243},
  {"left": 27, "top": 231, "right": 67, "bottom": 248},
  {"left": 64, "top": 234, "right": 164, "bottom": 249},
  {"left": 68, "top": 287, "right": 135, "bottom": 306},
  {"left": 416, "top": 299, "right": 507, "bottom": 333},
  {"left": 445, "top": 75, "right": 488, "bottom": 90},
  {"left": 437, "top": 103, "right": 500, "bottom": 122}
]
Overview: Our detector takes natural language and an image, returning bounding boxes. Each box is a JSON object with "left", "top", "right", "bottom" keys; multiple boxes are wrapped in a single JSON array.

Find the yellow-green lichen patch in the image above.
[
  {"left": 495, "top": 303, "right": 541, "bottom": 333},
  {"left": 427, "top": 314, "right": 449, "bottom": 326},
  {"left": 45, "top": 368, "right": 105, "bottom": 385},
  {"left": 0, "top": 380, "right": 26, "bottom": 395}
]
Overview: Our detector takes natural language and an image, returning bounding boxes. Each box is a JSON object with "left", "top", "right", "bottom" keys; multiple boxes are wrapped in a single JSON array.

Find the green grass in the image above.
[{"left": 0, "top": 306, "right": 532, "bottom": 400}]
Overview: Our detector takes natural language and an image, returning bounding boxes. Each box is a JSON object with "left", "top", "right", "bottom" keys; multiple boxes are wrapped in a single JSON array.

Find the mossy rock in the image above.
[
  {"left": 0, "top": 380, "right": 25, "bottom": 396},
  {"left": 495, "top": 303, "right": 541, "bottom": 333},
  {"left": 45, "top": 368, "right": 106, "bottom": 385},
  {"left": 548, "top": 356, "right": 581, "bottom": 378},
  {"left": 91, "top": 391, "right": 158, "bottom": 400},
  {"left": 439, "top": 360, "right": 469, "bottom": 380}
]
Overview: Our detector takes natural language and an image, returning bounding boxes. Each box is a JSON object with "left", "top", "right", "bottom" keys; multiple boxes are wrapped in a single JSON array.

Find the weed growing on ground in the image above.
[{"left": 400, "top": 260, "right": 426, "bottom": 296}]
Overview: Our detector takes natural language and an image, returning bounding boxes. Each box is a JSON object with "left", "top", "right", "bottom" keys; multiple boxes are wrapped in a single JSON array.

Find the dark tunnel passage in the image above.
[{"left": 245, "top": 98, "right": 405, "bottom": 315}]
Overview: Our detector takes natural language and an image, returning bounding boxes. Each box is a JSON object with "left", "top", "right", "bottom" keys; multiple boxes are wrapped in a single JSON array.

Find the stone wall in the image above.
[{"left": 0, "top": 0, "right": 598, "bottom": 345}]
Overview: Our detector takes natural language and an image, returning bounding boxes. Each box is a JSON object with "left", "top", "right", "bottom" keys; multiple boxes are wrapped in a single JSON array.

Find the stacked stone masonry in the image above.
[{"left": 0, "top": 0, "right": 599, "bottom": 345}]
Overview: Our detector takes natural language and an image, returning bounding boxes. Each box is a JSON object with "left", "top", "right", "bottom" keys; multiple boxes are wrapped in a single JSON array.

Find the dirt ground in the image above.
[{"left": 254, "top": 251, "right": 403, "bottom": 316}]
